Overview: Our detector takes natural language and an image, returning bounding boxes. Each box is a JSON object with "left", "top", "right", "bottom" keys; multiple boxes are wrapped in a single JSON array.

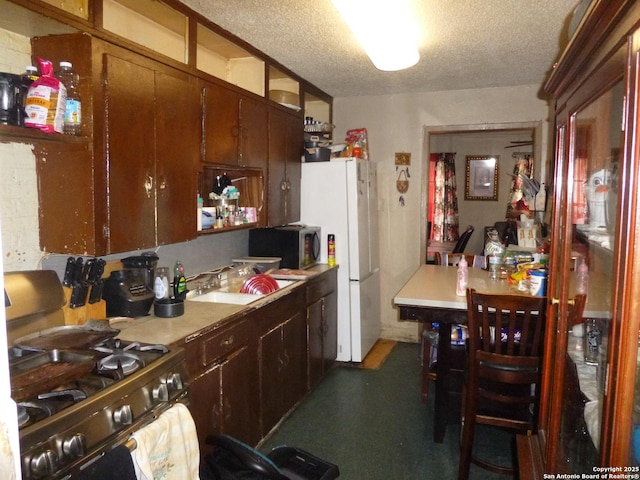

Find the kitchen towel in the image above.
[
  {"left": 130, "top": 403, "right": 200, "bottom": 480},
  {"left": 75, "top": 444, "right": 137, "bottom": 480}
]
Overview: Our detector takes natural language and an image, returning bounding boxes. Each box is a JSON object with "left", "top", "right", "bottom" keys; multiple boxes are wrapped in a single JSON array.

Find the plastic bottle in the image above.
[
  {"left": 57, "top": 61, "right": 81, "bottom": 135},
  {"left": 154, "top": 267, "right": 170, "bottom": 300},
  {"left": 456, "top": 256, "right": 468, "bottom": 296},
  {"left": 173, "top": 261, "right": 187, "bottom": 299},
  {"left": 576, "top": 262, "right": 589, "bottom": 294},
  {"left": 328, "top": 234, "right": 336, "bottom": 266},
  {"left": 19, "top": 66, "right": 38, "bottom": 126},
  {"left": 197, "top": 195, "right": 203, "bottom": 231}
]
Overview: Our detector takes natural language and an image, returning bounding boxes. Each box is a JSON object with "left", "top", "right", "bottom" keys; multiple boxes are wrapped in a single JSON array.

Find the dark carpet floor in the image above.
[{"left": 260, "top": 342, "right": 514, "bottom": 479}]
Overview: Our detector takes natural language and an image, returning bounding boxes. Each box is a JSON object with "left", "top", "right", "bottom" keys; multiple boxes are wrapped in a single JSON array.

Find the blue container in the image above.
[{"left": 529, "top": 269, "right": 548, "bottom": 296}]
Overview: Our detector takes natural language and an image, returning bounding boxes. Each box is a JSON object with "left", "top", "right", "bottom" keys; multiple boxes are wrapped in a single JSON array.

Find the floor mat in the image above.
[{"left": 360, "top": 339, "right": 397, "bottom": 369}]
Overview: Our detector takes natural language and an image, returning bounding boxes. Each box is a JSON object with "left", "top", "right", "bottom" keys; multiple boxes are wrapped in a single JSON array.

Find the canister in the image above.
[{"left": 529, "top": 269, "right": 547, "bottom": 296}]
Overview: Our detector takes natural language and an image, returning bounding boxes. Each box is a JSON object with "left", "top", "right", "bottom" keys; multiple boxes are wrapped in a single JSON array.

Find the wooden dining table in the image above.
[{"left": 393, "top": 264, "right": 540, "bottom": 442}]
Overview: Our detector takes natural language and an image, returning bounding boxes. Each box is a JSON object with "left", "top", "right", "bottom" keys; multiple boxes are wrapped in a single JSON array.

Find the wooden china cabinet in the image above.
[{"left": 521, "top": 0, "right": 640, "bottom": 474}]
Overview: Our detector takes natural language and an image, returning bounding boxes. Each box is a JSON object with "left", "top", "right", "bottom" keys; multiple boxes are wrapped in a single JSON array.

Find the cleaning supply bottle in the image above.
[
  {"left": 328, "top": 234, "right": 336, "bottom": 266},
  {"left": 456, "top": 256, "right": 468, "bottom": 296},
  {"left": 173, "top": 261, "right": 187, "bottom": 299}
]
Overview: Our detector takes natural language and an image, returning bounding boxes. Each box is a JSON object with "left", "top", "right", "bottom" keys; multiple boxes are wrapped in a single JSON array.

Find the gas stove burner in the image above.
[
  {"left": 17, "top": 404, "right": 29, "bottom": 428},
  {"left": 97, "top": 352, "right": 144, "bottom": 376},
  {"left": 17, "top": 401, "right": 57, "bottom": 427},
  {"left": 94, "top": 337, "right": 169, "bottom": 355}
]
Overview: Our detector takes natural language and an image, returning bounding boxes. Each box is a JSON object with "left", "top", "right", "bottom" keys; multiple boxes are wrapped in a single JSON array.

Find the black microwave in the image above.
[{"left": 249, "top": 226, "right": 321, "bottom": 269}]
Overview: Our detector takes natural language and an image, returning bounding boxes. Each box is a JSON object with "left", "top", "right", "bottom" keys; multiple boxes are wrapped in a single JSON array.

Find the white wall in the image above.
[{"left": 333, "top": 85, "right": 551, "bottom": 342}]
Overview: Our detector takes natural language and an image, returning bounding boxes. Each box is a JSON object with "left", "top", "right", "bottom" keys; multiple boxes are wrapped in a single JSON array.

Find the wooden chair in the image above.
[
  {"left": 420, "top": 253, "right": 485, "bottom": 403},
  {"left": 458, "top": 289, "right": 550, "bottom": 479}
]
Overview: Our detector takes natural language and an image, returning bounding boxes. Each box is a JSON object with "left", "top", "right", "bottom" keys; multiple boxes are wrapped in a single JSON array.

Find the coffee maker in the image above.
[
  {"left": 102, "top": 252, "right": 159, "bottom": 317},
  {"left": 120, "top": 252, "right": 159, "bottom": 291}
]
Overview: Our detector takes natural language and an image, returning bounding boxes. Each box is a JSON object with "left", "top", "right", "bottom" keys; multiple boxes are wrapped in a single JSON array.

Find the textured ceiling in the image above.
[{"left": 179, "top": 0, "right": 581, "bottom": 98}]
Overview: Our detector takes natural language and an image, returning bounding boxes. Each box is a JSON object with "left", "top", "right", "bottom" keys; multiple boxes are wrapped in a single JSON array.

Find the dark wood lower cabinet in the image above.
[
  {"left": 260, "top": 311, "right": 308, "bottom": 435},
  {"left": 186, "top": 268, "right": 337, "bottom": 452}
]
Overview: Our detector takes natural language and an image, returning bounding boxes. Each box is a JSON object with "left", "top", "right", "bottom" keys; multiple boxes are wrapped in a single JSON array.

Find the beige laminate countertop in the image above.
[
  {"left": 394, "top": 264, "right": 608, "bottom": 318},
  {"left": 115, "top": 265, "right": 334, "bottom": 346}
]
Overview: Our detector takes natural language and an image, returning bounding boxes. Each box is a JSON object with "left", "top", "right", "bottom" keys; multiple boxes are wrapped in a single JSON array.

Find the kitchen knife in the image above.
[
  {"left": 88, "top": 259, "right": 106, "bottom": 304},
  {"left": 62, "top": 257, "right": 76, "bottom": 287},
  {"left": 69, "top": 257, "right": 85, "bottom": 308}
]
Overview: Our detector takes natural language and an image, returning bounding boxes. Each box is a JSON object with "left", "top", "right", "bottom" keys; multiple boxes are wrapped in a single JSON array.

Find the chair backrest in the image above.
[
  {"left": 452, "top": 226, "right": 474, "bottom": 253},
  {"left": 465, "top": 289, "right": 548, "bottom": 414},
  {"left": 435, "top": 252, "right": 487, "bottom": 269}
]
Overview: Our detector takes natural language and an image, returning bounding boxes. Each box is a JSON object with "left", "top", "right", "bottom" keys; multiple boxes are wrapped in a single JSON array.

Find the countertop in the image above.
[
  {"left": 394, "top": 265, "right": 525, "bottom": 309},
  {"left": 394, "top": 264, "right": 608, "bottom": 317},
  {"left": 115, "top": 265, "right": 334, "bottom": 346}
]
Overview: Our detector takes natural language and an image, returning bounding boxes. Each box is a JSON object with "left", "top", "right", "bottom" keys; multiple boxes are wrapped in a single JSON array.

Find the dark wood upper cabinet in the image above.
[
  {"left": 200, "top": 80, "right": 268, "bottom": 169},
  {"left": 267, "top": 107, "right": 302, "bottom": 226},
  {"left": 33, "top": 33, "right": 199, "bottom": 255}
]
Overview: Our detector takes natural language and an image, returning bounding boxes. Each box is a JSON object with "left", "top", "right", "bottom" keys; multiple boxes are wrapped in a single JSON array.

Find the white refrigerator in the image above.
[{"left": 300, "top": 158, "right": 381, "bottom": 362}]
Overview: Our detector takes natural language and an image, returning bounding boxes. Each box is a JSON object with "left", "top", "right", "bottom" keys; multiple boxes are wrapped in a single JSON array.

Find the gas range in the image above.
[{"left": 5, "top": 271, "right": 189, "bottom": 480}]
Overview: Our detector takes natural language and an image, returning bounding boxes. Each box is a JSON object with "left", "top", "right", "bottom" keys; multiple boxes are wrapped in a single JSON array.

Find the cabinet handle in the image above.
[
  {"left": 551, "top": 298, "right": 576, "bottom": 306},
  {"left": 280, "top": 180, "right": 287, "bottom": 191},
  {"left": 158, "top": 176, "right": 167, "bottom": 191},
  {"left": 220, "top": 335, "right": 234, "bottom": 347},
  {"left": 144, "top": 175, "right": 153, "bottom": 198}
]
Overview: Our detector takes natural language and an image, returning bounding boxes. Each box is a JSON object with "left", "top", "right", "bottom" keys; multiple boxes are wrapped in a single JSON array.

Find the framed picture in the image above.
[{"left": 465, "top": 155, "right": 499, "bottom": 200}]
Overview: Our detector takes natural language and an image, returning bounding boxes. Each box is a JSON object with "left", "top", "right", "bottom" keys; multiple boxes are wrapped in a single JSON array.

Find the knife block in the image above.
[{"left": 62, "top": 287, "right": 106, "bottom": 326}]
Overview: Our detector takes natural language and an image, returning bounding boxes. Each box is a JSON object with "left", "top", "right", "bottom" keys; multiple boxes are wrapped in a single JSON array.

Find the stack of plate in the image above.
[{"left": 240, "top": 274, "right": 280, "bottom": 294}]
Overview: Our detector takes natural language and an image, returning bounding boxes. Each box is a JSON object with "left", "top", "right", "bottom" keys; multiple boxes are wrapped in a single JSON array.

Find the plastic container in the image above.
[
  {"left": 57, "top": 61, "right": 81, "bottom": 135},
  {"left": 154, "top": 298, "right": 184, "bottom": 318},
  {"left": 456, "top": 256, "right": 468, "bottom": 296},
  {"left": 529, "top": 269, "right": 548, "bottom": 296},
  {"left": 19, "top": 66, "right": 38, "bottom": 126},
  {"left": 232, "top": 257, "right": 281, "bottom": 273},
  {"left": 576, "top": 262, "right": 589, "bottom": 294}
]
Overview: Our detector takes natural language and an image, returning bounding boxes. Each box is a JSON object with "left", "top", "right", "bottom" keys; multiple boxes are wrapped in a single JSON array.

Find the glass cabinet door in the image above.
[{"left": 549, "top": 78, "right": 624, "bottom": 472}]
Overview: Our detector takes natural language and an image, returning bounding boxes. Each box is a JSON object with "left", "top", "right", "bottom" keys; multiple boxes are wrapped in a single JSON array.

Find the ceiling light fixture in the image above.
[{"left": 332, "top": 0, "right": 420, "bottom": 72}]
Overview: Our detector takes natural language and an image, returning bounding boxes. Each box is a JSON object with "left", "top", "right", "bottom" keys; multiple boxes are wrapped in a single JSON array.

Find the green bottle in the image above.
[{"left": 173, "top": 261, "right": 187, "bottom": 299}]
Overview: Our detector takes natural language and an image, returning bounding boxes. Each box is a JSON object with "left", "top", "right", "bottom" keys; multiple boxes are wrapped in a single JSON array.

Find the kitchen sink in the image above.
[
  {"left": 188, "top": 291, "right": 264, "bottom": 305},
  {"left": 187, "top": 279, "right": 297, "bottom": 305}
]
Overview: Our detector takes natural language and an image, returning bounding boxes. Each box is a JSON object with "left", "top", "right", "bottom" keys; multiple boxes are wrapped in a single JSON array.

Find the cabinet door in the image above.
[
  {"left": 542, "top": 54, "right": 628, "bottom": 470},
  {"left": 220, "top": 345, "right": 260, "bottom": 446},
  {"left": 201, "top": 81, "right": 240, "bottom": 165},
  {"left": 104, "top": 54, "right": 156, "bottom": 252},
  {"left": 189, "top": 365, "right": 222, "bottom": 459},
  {"left": 155, "top": 70, "right": 199, "bottom": 245},
  {"left": 268, "top": 107, "right": 302, "bottom": 226},
  {"left": 322, "top": 289, "right": 338, "bottom": 373},
  {"left": 238, "top": 96, "right": 268, "bottom": 169},
  {"left": 307, "top": 298, "right": 324, "bottom": 388},
  {"left": 260, "top": 312, "right": 307, "bottom": 435}
]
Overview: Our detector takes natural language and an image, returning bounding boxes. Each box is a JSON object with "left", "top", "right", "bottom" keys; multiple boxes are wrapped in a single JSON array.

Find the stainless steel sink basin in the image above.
[
  {"left": 187, "top": 279, "right": 297, "bottom": 305},
  {"left": 188, "top": 291, "right": 264, "bottom": 305}
]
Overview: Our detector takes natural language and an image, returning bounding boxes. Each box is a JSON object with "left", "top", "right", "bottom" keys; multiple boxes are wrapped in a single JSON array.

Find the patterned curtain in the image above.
[
  {"left": 429, "top": 152, "right": 459, "bottom": 242},
  {"left": 506, "top": 155, "right": 534, "bottom": 219}
]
